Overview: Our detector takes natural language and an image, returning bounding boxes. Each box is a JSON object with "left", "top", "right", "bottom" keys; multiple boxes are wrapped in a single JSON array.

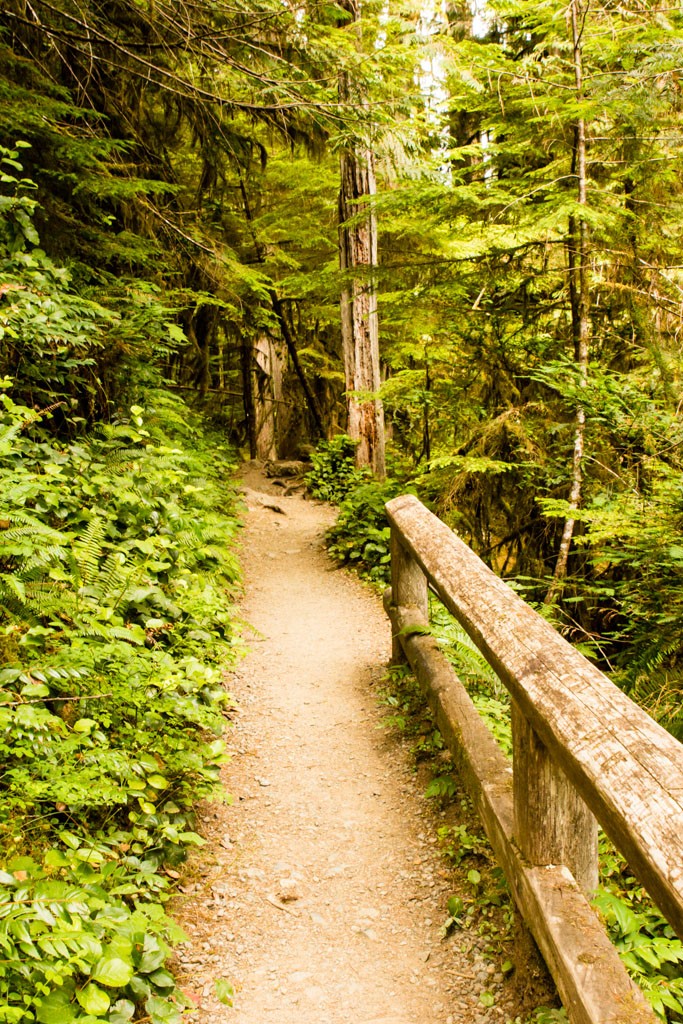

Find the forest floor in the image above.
[{"left": 171, "top": 467, "right": 546, "bottom": 1024}]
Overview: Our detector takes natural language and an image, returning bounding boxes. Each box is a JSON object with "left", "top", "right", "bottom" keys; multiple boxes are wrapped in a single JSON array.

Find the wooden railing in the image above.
[{"left": 384, "top": 494, "right": 683, "bottom": 1024}]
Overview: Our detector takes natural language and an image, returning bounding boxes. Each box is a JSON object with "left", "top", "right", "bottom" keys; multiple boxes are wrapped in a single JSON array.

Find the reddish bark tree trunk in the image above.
[{"left": 338, "top": 1, "right": 386, "bottom": 479}]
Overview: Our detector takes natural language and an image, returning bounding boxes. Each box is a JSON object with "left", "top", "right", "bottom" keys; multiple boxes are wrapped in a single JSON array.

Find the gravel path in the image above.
[{"left": 173, "top": 474, "right": 524, "bottom": 1023}]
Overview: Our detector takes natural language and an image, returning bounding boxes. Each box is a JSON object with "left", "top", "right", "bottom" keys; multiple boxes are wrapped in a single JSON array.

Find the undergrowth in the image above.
[
  {"left": 0, "top": 386, "right": 240, "bottom": 1022},
  {"left": 304, "top": 434, "right": 369, "bottom": 504}
]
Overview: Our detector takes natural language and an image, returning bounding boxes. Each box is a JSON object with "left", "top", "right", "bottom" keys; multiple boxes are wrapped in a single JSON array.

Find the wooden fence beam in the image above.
[{"left": 383, "top": 598, "right": 655, "bottom": 1024}]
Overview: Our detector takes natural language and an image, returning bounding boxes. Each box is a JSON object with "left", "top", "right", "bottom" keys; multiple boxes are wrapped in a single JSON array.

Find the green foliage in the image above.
[
  {"left": 0, "top": 851, "right": 187, "bottom": 1024},
  {"left": 429, "top": 602, "right": 512, "bottom": 756},
  {"left": 0, "top": 389, "right": 240, "bottom": 1021},
  {"left": 529, "top": 1011, "right": 568, "bottom": 1024},
  {"left": 438, "top": 823, "right": 489, "bottom": 867},
  {"left": 305, "top": 435, "right": 369, "bottom": 503},
  {"left": 424, "top": 774, "right": 457, "bottom": 801},
  {"left": 595, "top": 836, "right": 683, "bottom": 1022},
  {"left": 0, "top": 146, "right": 186, "bottom": 422},
  {"left": 214, "top": 978, "right": 235, "bottom": 1006},
  {"left": 377, "top": 663, "right": 428, "bottom": 737},
  {"left": 326, "top": 477, "right": 410, "bottom": 582}
]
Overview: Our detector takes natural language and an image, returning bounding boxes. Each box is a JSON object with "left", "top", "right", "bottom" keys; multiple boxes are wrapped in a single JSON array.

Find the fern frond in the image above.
[
  {"left": 73, "top": 516, "right": 106, "bottom": 586},
  {"left": 0, "top": 420, "right": 26, "bottom": 454},
  {"left": 93, "top": 551, "right": 129, "bottom": 601},
  {"left": 103, "top": 446, "right": 147, "bottom": 468},
  {"left": 0, "top": 573, "right": 27, "bottom": 604},
  {"left": 175, "top": 528, "right": 203, "bottom": 550},
  {"left": 431, "top": 603, "right": 505, "bottom": 697},
  {"left": 18, "top": 547, "right": 69, "bottom": 577}
]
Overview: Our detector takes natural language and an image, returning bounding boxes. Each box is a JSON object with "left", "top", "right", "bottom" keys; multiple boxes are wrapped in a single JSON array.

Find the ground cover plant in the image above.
[{"left": 0, "top": 387, "right": 241, "bottom": 1022}]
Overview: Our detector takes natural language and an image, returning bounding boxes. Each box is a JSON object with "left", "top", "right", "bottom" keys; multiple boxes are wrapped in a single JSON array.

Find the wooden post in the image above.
[
  {"left": 390, "top": 526, "right": 428, "bottom": 663},
  {"left": 513, "top": 701, "right": 598, "bottom": 896}
]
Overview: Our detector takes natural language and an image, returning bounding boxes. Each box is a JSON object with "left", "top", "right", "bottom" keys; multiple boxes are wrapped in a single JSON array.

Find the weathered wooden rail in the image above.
[{"left": 384, "top": 493, "right": 683, "bottom": 1024}]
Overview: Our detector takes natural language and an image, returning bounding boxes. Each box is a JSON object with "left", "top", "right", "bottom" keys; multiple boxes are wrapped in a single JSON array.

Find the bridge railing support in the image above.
[{"left": 385, "top": 494, "right": 683, "bottom": 1024}]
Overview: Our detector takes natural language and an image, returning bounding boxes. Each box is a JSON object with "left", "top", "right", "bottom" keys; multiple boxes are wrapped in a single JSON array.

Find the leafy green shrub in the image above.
[
  {"left": 0, "top": 387, "right": 240, "bottom": 1022},
  {"left": 594, "top": 835, "right": 683, "bottom": 1022},
  {"left": 0, "top": 848, "right": 186, "bottom": 1024},
  {"left": 0, "top": 143, "right": 187, "bottom": 427},
  {"left": 305, "top": 434, "right": 368, "bottom": 503},
  {"left": 326, "top": 478, "right": 409, "bottom": 583}
]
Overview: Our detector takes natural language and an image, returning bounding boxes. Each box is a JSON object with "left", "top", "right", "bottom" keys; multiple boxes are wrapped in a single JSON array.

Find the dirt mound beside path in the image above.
[{"left": 173, "top": 469, "right": 523, "bottom": 1023}]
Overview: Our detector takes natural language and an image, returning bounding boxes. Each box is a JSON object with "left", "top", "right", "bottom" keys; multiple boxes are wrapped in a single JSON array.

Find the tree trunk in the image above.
[
  {"left": 253, "top": 334, "right": 285, "bottom": 461},
  {"left": 270, "top": 292, "right": 325, "bottom": 439},
  {"left": 237, "top": 174, "right": 325, "bottom": 441},
  {"left": 545, "top": 0, "right": 590, "bottom": 604},
  {"left": 338, "top": 0, "right": 386, "bottom": 479},
  {"left": 240, "top": 334, "right": 257, "bottom": 459}
]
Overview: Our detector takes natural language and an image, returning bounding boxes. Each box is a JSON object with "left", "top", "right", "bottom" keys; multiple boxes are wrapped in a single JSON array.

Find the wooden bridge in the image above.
[{"left": 384, "top": 494, "right": 683, "bottom": 1024}]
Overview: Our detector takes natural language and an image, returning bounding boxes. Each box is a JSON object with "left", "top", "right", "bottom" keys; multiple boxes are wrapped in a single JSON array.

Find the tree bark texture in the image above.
[
  {"left": 240, "top": 334, "right": 257, "bottom": 459},
  {"left": 253, "top": 334, "right": 285, "bottom": 460},
  {"left": 337, "top": 3, "right": 386, "bottom": 478},
  {"left": 237, "top": 174, "right": 325, "bottom": 442},
  {"left": 545, "top": 0, "right": 590, "bottom": 603},
  {"left": 270, "top": 292, "right": 325, "bottom": 439}
]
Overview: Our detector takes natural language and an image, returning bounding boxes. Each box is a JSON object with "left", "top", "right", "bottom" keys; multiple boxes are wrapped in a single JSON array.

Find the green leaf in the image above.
[
  {"left": 109, "top": 1000, "right": 135, "bottom": 1024},
  {"left": 148, "top": 969, "right": 175, "bottom": 988},
  {"left": 73, "top": 718, "right": 97, "bottom": 733},
  {"left": 138, "top": 936, "right": 165, "bottom": 973},
  {"left": 215, "top": 978, "right": 234, "bottom": 1006},
  {"left": 177, "top": 831, "right": 206, "bottom": 846},
  {"left": 467, "top": 870, "right": 481, "bottom": 886},
  {"left": 127, "top": 976, "right": 151, "bottom": 1000},
  {"left": 59, "top": 831, "right": 81, "bottom": 849},
  {"left": 44, "top": 849, "right": 69, "bottom": 868},
  {"left": 75, "top": 847, "right": 104, "bottom": 863},
  {"left": 146, "top": 774, "right": 168, "bottom": 790},
  {"left": 20, "top": 681, "right": 50, "bottom": 697},
  {"left": 36, "top": 984, "right": 77, "bottom": 1024},
  {"left": 91, "top": 956, "right": 134, "bottom": 987},
  {"left": 479, "top": 991, "right": 495, "bottom": 1007},
  {"left": 76, "top": 983, "right": 110, "bottom": 1016},
  {"left": 145, "top": 995, "right": 181, "bottom": 1024},
  {"left": 447, "top": 895, "right": 463, "bottom": 918}
]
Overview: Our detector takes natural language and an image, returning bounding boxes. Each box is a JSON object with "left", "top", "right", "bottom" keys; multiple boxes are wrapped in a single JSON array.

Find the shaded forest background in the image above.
[{"left": 4, "top": 0, "right": 683, "bottom": 728}]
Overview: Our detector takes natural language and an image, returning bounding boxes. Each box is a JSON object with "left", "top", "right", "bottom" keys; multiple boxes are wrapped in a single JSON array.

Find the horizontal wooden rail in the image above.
[{"left": 385, "top": 493, "right": 683, "bottom": 1024}]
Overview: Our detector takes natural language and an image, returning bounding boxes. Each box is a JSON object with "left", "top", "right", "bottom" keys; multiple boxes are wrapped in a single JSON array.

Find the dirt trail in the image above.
[{"left": 174, "top": 471, "right": 516, "bottom": 1024}]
